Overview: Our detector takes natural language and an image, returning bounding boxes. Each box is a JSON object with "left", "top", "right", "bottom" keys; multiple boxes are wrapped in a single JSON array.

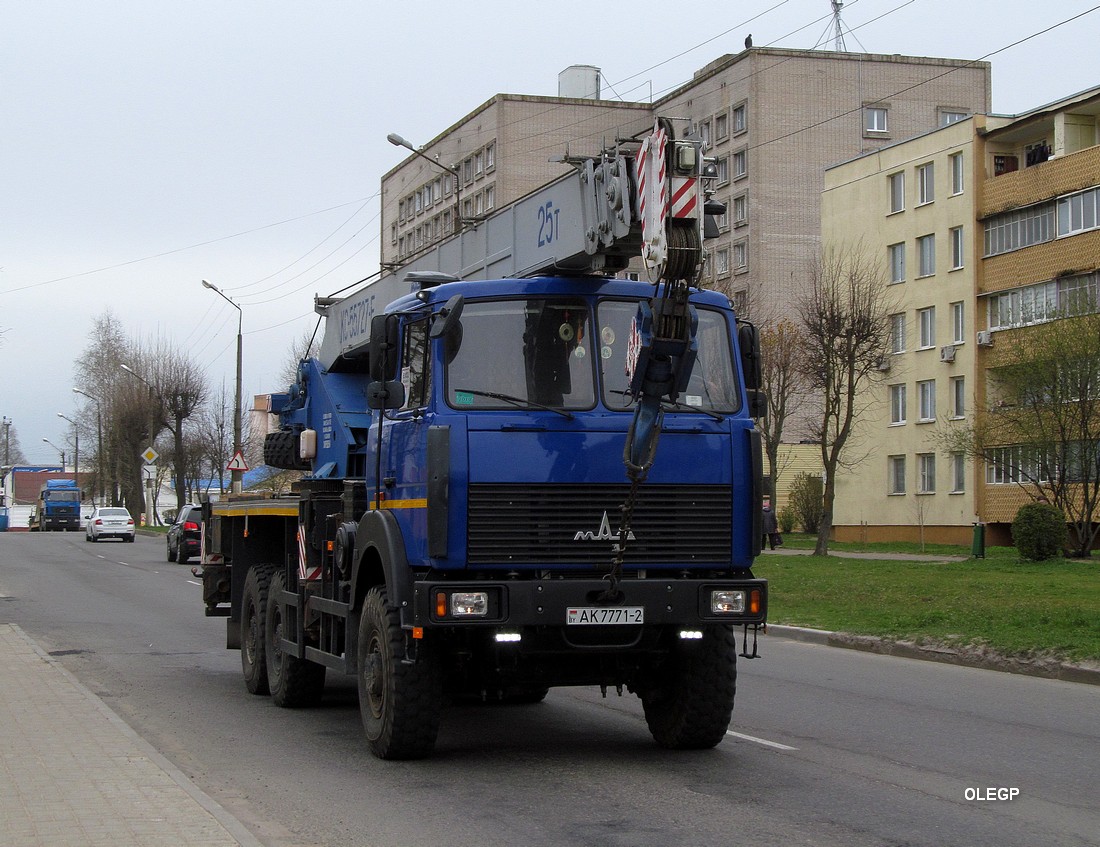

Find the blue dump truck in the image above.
[
  {"left": 32, "top": 479, "right": 82, "bottom": 532},
  {"left": 198, "top": 122, "right": 768, "bottom": 759}
]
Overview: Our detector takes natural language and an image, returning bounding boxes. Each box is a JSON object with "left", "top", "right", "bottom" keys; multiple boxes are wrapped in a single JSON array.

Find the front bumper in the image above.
[{"left": 412, "top": 576, "right": 767, "bottom": 629}]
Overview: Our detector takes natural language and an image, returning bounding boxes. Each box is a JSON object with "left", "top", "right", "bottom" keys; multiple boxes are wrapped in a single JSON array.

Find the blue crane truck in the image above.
[
  {"left": 197, "top": 121, "right": 768, "bottom": 759},
  {"left": 32, "top": 478, "right": 82, "bottom": 532}
]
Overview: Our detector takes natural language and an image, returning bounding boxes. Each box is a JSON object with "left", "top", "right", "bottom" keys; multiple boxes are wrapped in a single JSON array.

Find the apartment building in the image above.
[
  {"left": 382, "top": 50, "right": 990, "bottom": 334},
  {"left": 825, "top": 86, "right": 1100, "bottom": 544},
  {"left": 381, "top": 90, "right": 654, "bottom": 269}
]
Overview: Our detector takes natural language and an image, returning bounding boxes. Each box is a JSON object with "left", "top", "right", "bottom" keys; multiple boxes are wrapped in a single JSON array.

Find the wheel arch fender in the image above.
[{"left": 349, "top": 509, "right": 415, "bottom": 627}]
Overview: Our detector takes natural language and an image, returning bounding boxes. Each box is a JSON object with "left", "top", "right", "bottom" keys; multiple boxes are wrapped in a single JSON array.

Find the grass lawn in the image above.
[{"left": 754, "top": 543, "right": 1100, "bottom": 663}]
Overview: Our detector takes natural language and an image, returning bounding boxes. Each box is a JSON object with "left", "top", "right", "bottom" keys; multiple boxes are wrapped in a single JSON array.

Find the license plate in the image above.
[{"left": 566, "top": 606, "right": 644, "bottom": 625}]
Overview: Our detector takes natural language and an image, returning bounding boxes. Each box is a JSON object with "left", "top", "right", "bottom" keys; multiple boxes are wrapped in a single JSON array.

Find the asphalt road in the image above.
[{"left": 1, "top": 531, "right": 1097, "bottom": 847}]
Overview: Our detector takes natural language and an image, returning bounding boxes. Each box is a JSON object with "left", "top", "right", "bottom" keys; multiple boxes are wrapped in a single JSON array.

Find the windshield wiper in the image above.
[{"left": 455, "top": 388, "right": 574, "bottom": 420}]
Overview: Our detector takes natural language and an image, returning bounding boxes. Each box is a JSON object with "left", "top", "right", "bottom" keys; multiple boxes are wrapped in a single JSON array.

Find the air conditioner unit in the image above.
[
  {"left": 976, "top": 330, "right": 994, "bottom": 347},
  {"left": 940, "top": 345, "right": 956, "bottom": 363},
  {"left": 875, "top": 356, "right": 891, "bottom": 372}
]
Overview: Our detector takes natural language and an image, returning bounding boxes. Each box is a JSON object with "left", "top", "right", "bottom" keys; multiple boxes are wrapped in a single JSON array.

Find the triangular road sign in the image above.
[{"left": 226, "top": 451, "right": 249, "bottom": 472}]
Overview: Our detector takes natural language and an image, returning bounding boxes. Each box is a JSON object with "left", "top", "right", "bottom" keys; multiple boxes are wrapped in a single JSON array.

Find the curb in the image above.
[{"left": 765, "top": 624, "right": 1100, "bottom": 686}]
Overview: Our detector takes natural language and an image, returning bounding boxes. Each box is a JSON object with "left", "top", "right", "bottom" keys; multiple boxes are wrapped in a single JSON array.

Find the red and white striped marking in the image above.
[
  {"left": 637, "top": 122, "right": 669, "bottom": 270},
  {"left": 669, "top": 177, "right": 698, "bottom": 219},
  {"left": 297, "top": 525, "right": 322, "bottom": 581}
]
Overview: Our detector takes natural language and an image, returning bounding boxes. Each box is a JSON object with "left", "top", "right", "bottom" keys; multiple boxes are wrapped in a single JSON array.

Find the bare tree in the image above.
[
  {"left": 758, "top": 318, "right": 806, "bottom": 502},
  {"left": 797, "top": 246, "right": 895, "bottom": 555},
  {"left": 2, "top": 419, "right": 29, "bottom": 467},
  {"left": 197, "top": 383, "right": 234, "bottom": 495},
  {"left": 278, "top": 327, "right": 321, "bottom": 390},
  {"left": 147, "top": 339, "right": 208, "bottom": 511}
]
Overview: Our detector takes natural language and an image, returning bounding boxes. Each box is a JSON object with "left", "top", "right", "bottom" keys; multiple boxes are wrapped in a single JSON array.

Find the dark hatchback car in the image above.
[{"left": 167, "top": 505, "right": 203, "bottom": 564}]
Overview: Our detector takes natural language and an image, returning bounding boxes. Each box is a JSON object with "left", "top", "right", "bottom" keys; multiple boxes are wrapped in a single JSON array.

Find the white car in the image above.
[{"left": 85, "top": 507, "right": 136, "bottom": 542}]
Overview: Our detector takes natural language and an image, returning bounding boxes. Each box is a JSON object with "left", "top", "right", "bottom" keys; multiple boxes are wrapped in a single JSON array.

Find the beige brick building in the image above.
[
  {"left": 383, "top": 49, "right": 990, "bottom": 339},
  {"left": 825, "top": 85, "right": 1100, "bottom": 544}
]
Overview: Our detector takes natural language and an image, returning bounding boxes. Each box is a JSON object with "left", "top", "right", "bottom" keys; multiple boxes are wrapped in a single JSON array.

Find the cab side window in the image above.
[{"left": 402, "top": 319, "right": 431, "bottom": 409}]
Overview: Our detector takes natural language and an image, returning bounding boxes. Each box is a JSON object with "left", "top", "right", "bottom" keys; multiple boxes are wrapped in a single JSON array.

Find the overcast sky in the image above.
[{"left": 2, "top": 0, "right": 1097, "bottom": 465}]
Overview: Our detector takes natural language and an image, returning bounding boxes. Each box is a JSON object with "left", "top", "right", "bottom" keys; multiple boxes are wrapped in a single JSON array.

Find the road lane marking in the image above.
[
  {"left": 726, "top": 730, "right": 798, "bottom": 751},
  {"left": 186, "top": 581, "right": 201, "bottom": 587}
]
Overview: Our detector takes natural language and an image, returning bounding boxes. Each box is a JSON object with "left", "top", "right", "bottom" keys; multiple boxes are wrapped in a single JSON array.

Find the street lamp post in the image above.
[
  {"left": 42, "top": 438, "right": 65, "bottom": 468},
  {"left": 73, "top": 388, "right": 104, "bottom": 506},
  {"left": 57, "top": 413, "right": 79, "bottom": 490},
  {"left": 201, "top": 279, "right": 243, "bottom": 495},
  {"left": 387, "top": 132, "right": 464, "bottom": 235}
]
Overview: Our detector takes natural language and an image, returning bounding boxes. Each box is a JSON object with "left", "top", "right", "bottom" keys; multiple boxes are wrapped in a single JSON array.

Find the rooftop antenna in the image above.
[{"left": 831, "top": 0, "right": 848, "bottom": 51}]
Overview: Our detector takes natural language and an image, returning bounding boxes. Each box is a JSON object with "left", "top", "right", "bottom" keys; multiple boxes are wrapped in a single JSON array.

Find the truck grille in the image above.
[{"left": 467, "top": 484, "right": 731, "bottom": 565}]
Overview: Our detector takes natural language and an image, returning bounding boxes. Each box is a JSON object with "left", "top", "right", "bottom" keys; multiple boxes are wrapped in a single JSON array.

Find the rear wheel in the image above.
[
  {"left": 240, "top": 564, "right": 277, "bottom": 695},
  {"left": 639, "top": 626, "right": 737, "bottom": 750},
  {"left": 266, "top": 572, "right": 326, "bottom": 707},
  {"left": 356, "top": 587, "right": 443, "bottom": 759}
]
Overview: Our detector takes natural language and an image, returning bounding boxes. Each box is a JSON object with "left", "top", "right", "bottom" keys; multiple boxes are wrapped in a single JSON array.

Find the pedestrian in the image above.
[{"left": 762, "top": 499, "right": 781, "bottom": 550}]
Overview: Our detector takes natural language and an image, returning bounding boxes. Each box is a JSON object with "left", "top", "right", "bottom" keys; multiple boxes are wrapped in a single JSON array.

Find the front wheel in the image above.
[
  {"left": 356, "top": 587, "right": 443, "bottom": 759},
  {"left": 240, "top": 564, "right": 277, "bottom": 695},
  {"left": 266, "top": 572, "right": 326, "bottom": 707},
  {"left": 639, "top": 626, "right": 737, "bottom": 750}
]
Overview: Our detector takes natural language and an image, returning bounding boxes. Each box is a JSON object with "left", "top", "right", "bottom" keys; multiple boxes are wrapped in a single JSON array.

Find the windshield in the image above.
[
  {"left": 597, "top": 300, "right": 741, "bottom": 413},
  {"left": 446, "top": 298, "right": 595, "bottom": 410},
  {"left": 47, "top": 491, "right": 80, "bottom": 501}
]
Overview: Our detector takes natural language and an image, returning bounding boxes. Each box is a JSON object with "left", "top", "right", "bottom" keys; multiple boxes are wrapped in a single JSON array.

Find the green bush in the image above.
[
  {"left": 788, "top": 472, "right": 824, "bottom": 534},
  {"left": 777, "top": 505, "right": 796, "bottom": 534},
  {"left": 1011, "top": 502, "right": 1068, "bottom": 561}
]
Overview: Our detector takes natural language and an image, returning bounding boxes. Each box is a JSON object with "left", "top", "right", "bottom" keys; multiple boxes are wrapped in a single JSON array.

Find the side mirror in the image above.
[
  {"left": 430, "top": 294, "right": 464, "bottom": 340},
  {"left": 738, "top": 322, "right": 762, "bottom": 391},
  {"left": 368, "top": 314, "right": 400, "bottom": 382},
  {"left": 367, "top": 380, "right": 406, "bottom": 410}
]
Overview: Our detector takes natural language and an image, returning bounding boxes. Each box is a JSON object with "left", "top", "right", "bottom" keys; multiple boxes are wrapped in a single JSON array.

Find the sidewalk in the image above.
[{"left": 0, "top": 623, "right": 262, "bottom": 847}]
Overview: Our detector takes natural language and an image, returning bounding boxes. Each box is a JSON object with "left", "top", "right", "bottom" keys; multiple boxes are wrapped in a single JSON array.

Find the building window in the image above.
[
  {"left": 391, "top": 223, "right": 398, "bottom": 245},
  {"left": 716, "top": 156, "right": 729, "bottom": 185},
  {"left": 733, "top": 149, "right": 747, "bottom": 179},
  {"left": 986, "top": 446, "right": 1051, "bottom": 485},
  {"left": 699, "top": 120, "right": 712, "bottom": 149},
  {"left": 732, "top": 193, "right": 747, "bottom": 226},
  {"left": 715, "top": 247, "right": 730, "bottom": 277},
  {"left": 951, "top": 453, "right": 966, "bottom": 493},
  {"left": 865, "top": 106, "right": 888, "bottom": 134},
  {"left": 888, "top": 455, "right": 906, "bottom": 494},
  {"left": 983, "top": 202, "right": 1055, "bottom": 256},
  {"left": 950, "top": 226, "right": 964, "bottom": 270},
  {"left": 1057, "top": 186, "right": 1100, "bottom": 237},
  {"left": 950, "top": 152, "right": 964, "bottom": 195},
  {"left": 888, "top": 242, "right": 906, "bottom": 283},
  {"left": 732, "top": 102, "right": 747, "bottom": 134},
  {"left": 951, "top": 301, "right": 965, "bottom": 344},
  {"left": 918, "top": 307, "right": 935, "bottom": 348},
  {"left": 988, "top": 281, "right": 1058, "bottom": 329},
  {"left": 890, "top": 312, "right": 906, "bottom": 353},
  {"left": 918, "top": 453, "right": 936, "bottom": 493},
  {"left": 715, "top": 112, "right": 729, "bottom": 142},
  {"left": 918, "top": 380, "right": 936, "bottom": 422},
  {"left": 939, "top": 110, "right": 967, "bottom": 126},
  {"left": 485, "top": 142, "right": 495, "bottom": 170},
  {"left": 889, "top": 384, "right": 907, "bottom": 424},
  {"left": 463, "top": 158, "right": 473, "bottom": 184},
  {"left": 442, "top": 209, "right": 453, "bottom": 235},
  {"left": 950, "top": 376, "right": 965, "bottom": 418},
  {"left": 715, "top": 196, "right": 729, "bottom": 231},
  {"left": 733, "top": 240, "right": 748, "bottom": 271},
  {"left": 444, "top": 174, "right": 454, "bottom": 196},
  {"left": 433, "top": 179, "right": 442, "bottom": 203},
  {"left": 889, "top": 172, "right": 904, "bottom": 213},
  {"left": 917, "top": 234, "right": 936, "bottom": 277},
  {"left": 917, "top": 162, "right": 935, "bottom": 205}
]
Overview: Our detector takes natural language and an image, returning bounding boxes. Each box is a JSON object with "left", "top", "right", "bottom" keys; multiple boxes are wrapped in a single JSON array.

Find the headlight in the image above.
[
  {"left": 449, "top": 592, "right": 489, "bottom": 617},
  {"left": 710, "top": 590, "right": 746, "bottom": 615}
]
